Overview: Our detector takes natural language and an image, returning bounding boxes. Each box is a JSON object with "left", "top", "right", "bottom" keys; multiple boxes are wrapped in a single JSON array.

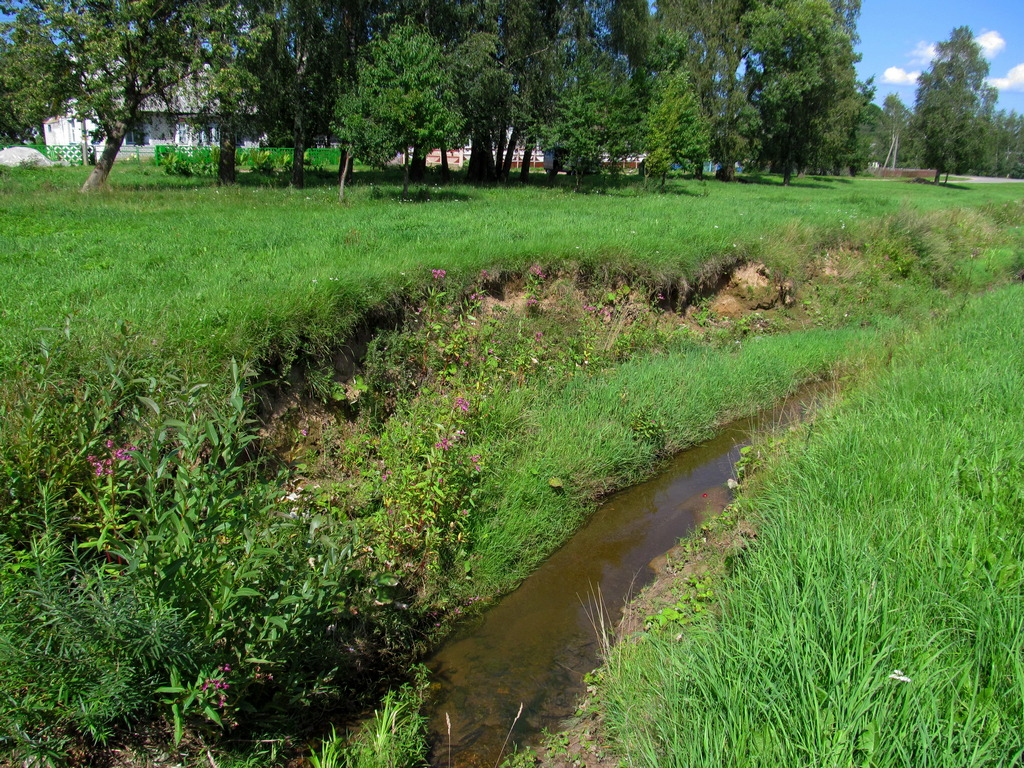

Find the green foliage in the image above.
[
  {"left": 744, "top": 0, "right": 861, "bottom": 184},
  {"left": 0, "top": 163, "right": 1022, "bottom": 761},
  {"left": 644, "top": 69, "right": 709, "bottom": 187},
  {"left": 340, "top": 25, "right": 463, "bottom": 195},
  {"left": 310, "top": 678, "right": 428, "bottom": 768},
  {"left": 644, "top": 576, "right": 715, "bottom": 632},
  {"left": 159, "top": 147, "right": 220, "bottom": 177},
  {"left": 655, "top": 0, "right": 751, "bottom": 180},
  {"left": 10, "top": 0, "right": 217, "bottom": 190},
  {"left": 548, "top": 56, "right": 645, "bottom": 189},
  {"left": 0, "top": 341, "right": 386, "bottom": 759},
  {"left": 915, "top": 26, "right": 998, "bottom": 181}
]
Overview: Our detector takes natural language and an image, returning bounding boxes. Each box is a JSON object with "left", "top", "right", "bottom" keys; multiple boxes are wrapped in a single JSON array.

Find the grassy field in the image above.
[
  {"left": 1, "top": 162, "right": 1022, "bottom": 764},
  {"left": 600, "top": 285, "right": 1024, "bottom": 768},
  {"left": 2, "top": 164, "right": 1022, "bottom": 376}
]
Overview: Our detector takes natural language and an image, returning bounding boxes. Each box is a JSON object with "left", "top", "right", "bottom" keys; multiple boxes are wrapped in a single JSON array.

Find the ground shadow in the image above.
[{"left": 737, "top": 173, "right": 854, "bottom": 189}]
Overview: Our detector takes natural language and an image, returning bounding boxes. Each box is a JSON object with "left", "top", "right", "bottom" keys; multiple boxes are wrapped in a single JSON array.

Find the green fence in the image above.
[
  {"left": 154, "top": 145, "right": 342, "bottom": 171},
  {"left": 2, "top": 144, "right": 87, "bottom": 165}
]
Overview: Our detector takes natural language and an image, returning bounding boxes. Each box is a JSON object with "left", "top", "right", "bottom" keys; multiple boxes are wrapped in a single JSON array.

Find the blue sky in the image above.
[{"left": 855, "top": 0, "right": 1024, "bottom": 113}]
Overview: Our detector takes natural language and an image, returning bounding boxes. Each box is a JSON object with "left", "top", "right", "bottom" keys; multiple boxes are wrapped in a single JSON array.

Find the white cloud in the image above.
[
  {"left": 908, "top": 41, "right": 937, "bottom": 67},
  {"left": 975, "top": 31, "right": 1006, "bottom": 59},
  {"left": 989, "top": 62, "right": 1024, "bottom": 91},
  {"left": 882, "top": 67, "right": 921, "bottom": 86}
]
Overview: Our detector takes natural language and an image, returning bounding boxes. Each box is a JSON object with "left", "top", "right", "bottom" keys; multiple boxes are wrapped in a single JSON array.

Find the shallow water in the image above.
[{"left": 424, "top": 390, "right": 824, "bottom": 767}]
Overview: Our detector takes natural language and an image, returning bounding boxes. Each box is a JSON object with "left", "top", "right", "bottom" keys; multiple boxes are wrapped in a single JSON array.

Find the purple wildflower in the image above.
[
  {"left": 432, "top": 269, "right": 447, "bottom": 280},
  {"left": 455, "top": 397, "right": 470, "bottom": 413}
]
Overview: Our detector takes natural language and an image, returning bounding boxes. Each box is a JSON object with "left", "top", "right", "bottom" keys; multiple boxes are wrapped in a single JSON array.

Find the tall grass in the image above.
[
  {"left": 471, "top": 327, "right": 874, "bottom": 592},
  {"left": 601, "top": 285, "right": 1024, "bottom": 767}
]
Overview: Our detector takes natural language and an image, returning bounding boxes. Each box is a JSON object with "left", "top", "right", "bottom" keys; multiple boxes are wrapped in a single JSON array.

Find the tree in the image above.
[
  {"left": 744, "top": 0, "right": 860, "bottom": 185},
  {"left": 342, "top": 25, "right": 462, "bottom": 198},
  {"left": 655, "top": 0, "right": 752, "bottom": 181},
  {"left": 914, "top": 26, "right": 997, "bottom": 183},
  {"left": 9, "top": 0, "right": 215, "bottom": 191},
  {"left": 879, "top": 93, "right": 911, "bottom": 170},
  {"left": 986, "top": 110, "right": 1024, "bottom": 178},
  {"left": 188, "top": 2, "right": 265, "bottom": 186},
  {"left": 644, "top": 69, "right": 709, "bottom": 189},
  {"left": 247, "top": 0, "right": 367, "bottom": 189},
  {"left": 0, "top": 15, "right": 72, "bottom": 142},
  {"left": 546, "top": 55, "right": 644, "bottom": 191}
]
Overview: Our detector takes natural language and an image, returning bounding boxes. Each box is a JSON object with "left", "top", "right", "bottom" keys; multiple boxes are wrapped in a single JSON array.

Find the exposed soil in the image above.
[{"left": 256, "top": 259, "right": 801, "bottom": 459}]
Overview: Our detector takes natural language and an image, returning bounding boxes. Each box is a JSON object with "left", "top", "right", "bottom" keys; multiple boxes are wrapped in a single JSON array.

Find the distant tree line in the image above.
[
  {"left": 863, "top": 27, "right": 1023, "bottom": 181},
  {"left": 1, "top": 1, "right": 1020, "bottom": 190}
]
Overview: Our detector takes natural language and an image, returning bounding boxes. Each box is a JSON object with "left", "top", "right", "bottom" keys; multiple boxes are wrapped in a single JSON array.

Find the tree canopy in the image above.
[
  {"left": 17, "top": 0, "right": 1024, "bottom": 187},
  {"left": 8, "top": 0, "right": 217, "bottom": 191},
  {"left": 914, "top": 26, "right": 997, "bottom": 183}
]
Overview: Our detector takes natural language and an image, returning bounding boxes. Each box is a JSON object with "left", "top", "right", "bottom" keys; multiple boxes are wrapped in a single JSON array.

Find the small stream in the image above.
[{"left": 423, "top": 389, "right": 826, "bottom": 767}]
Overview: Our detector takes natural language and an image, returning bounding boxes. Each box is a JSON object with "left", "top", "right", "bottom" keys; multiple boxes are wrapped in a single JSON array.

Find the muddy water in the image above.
[{"left": 424, "top": 391, "right": 824, "bottom": 767}]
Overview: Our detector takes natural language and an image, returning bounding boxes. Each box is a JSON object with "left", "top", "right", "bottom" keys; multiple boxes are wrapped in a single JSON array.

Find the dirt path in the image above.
[{"left": 956, "top": 175, "right": 1024, "bottom": 183}]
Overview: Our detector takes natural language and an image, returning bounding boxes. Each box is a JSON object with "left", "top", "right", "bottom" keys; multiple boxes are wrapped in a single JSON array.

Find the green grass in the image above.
[
  {"left": 472, "top": 326, "right": 874, "bottom": 592},
  {"left": 2, "top": 164, "right": 1022, "bottom": 377},
  {"left": 1, "top": 160, "right": 1023, "bottom": 762},
  {"left": 600, "top": 285, "right": 1024, "bottom": 767}
]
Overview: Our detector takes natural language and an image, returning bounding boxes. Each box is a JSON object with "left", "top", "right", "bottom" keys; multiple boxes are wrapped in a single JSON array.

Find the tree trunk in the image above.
[
  {"left": 218, "top": 129, "right": 236, "bottom": 186},
  {"left": 483, "top": 143, "right": 496, "bottom": 182},
  {"left": 337, "top": 150, "right": 354, "bottom": 187},
  {"left": 501, "top": 128, "right": 519, "bottom": 181},
  {"left": 81, "top": 124, "right": 126, "bottom": 191},
  {"left": 883, "top": 134, "right": 895, "bottom": 169},
  {"left": 338, "top": 148, "right": 351, "bottom": 202},
  {"left": 466, "top": 141, "right": 483, "bottom": 182},
  {"left": 716, "top": 162, "right": 735, "bottom": 182},
  {"left": 403, "top": 152, "right": 410, "bottom": 198},
  {"left": 494, "top": 128, "right": 507, "bottom": 181},
  {"left": 520, "top": 143, "right": 533, "bottom": 183},
  {"left": 410, "top": 147, "right": 426, "bottom": 183},
  {"left": 440, "top": 144, "right": 450, "bottom": 184},
  {"left": 291, "top": 139, "right": 305, "bottom": 188},
  {"left": 782, "top": 162, "right": 792, "bottom": 186},
  {"left": 934, "top": 168, "right": 941, "bottom": 184}
]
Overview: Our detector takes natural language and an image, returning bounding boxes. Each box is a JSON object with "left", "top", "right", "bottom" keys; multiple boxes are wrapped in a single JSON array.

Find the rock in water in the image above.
[{"left": 0, "top": 147, "right": 53, "bottom": 168}]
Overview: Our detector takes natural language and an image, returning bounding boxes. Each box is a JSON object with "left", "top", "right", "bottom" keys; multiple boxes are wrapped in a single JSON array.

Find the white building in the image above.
[{"left": 44, "top": 100, "right": 261, "bottom": 158}]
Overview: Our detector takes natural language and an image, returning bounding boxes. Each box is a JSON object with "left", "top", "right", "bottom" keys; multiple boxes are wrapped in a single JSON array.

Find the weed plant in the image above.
[{"left": 600, "top": 285, "right": 1024, "bottom": 767}]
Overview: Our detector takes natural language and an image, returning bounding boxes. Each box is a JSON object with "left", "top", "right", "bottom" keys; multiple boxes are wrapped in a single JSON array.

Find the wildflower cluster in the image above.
[
  {"left": 434, "top": 429, "right": 466, "bottom": 451},
  {"left": 199, "top": 664, "right": 233, "bottom": 709},
  {"left": 87, "top": 440, "right": 139, "bottom": 477},
  {"left": 525, "top": 264, "right": 546, "bottom": 310}
]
